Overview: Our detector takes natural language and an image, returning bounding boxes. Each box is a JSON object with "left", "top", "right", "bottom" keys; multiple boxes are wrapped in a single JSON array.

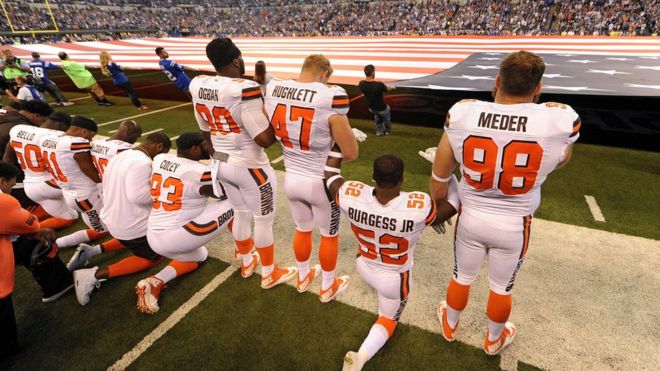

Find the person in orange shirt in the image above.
[{"left": 0, "top": 161, "right": 71, "bottom": 359}]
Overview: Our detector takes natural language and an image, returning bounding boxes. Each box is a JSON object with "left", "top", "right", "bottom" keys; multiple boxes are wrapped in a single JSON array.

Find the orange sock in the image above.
[
  {"left": 375, "top": 316, "right": 397, "bottom": 337},
  {"left": 256, "top": 244, "right": 274, "bottom": 267},
  {"left": 39, "top": 218, "right": 77, "bottom": 230},
  {"left": 86, "top": 229, "right": 108, "bottom": 241},
  {"left": 107, "top": 256, "right": 157, "bottom": 278},
  {"left": 293, "top": 230, "right": 312, "bottom": 262},
  {"left": 486, "top": 290, "right": 512, "bottom": 323},
  {"left": 168, "top": 260, "right": 200, "bottom": 277},
  {"left": 319, "top": 235, "right": 338, "bottom": 272},
  {"left": 446, "top": 278, "right": 471, "bottom": 311},
  {"left": 234, "top": 237, "right": 254, "bottom": 255},
  {"left": 101, "top": 238, "right": 124, "bottom": 252},
  {"left": 31, "top": 205, "right": 50, "bottom": 221}
]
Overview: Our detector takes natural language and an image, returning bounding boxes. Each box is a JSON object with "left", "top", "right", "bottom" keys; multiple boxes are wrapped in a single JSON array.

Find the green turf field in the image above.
[{"left": 0, "top": 88, "right": 657, "bottom": 371}]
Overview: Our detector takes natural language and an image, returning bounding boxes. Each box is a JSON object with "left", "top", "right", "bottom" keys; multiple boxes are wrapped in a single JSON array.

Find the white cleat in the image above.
[
  {"left": 342, "top": 350, "right": 368, "bottom": 371},
  {"left": 73, "top": 267, "right": 100, "bottom": 306},
  {"left": 320, "top": 275, "right": 350, "bottom": 303},
  {"left": 67, "top": 243, "right": 101, "bottom": 271},
  {"left": 483, "top": 322, "right": 517, "bottom": 356},
  {"left": 136, "top": 276, "right": 165, "bottom": 314},
  {"left": 296, "top": 264, "right": 321, "bottom": 293}
]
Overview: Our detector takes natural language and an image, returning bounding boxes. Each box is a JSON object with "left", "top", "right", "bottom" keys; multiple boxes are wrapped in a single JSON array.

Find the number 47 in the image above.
[{"left": 270, "top": 104, "right": 315, "bottom": 151}]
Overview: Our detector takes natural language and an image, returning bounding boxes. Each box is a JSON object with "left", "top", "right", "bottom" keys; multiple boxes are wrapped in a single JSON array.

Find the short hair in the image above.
[
  {"left": 71, "top": 116, "right": 98, "bottom": 133},
  {"left": 49, "top": 111, "right": 72, "bottom": 127},
  {"left": 58, "top": 51, "right": 68, "bottom": 60},
  {"left": 373, "top": 154, "right": 404, "bottom": 188},
  {"left": 145, "top": 132, "right": 172, "bottom": 150},
  {"left": 20, "top": 100, "right": 53, "bottom": 117},
  {"left": 302, "top": 54, "right": 333, "bottom": 76},
  {"left": 206, "top": 38, "right": 241, "bottom": 71},
  {"left": 15, "top": 75, "right": 26, "bottom": 84},
  {"left": 155, "top": 47, "right": 164, "bottom": 56},
  {"left": 0, "top": 161, "right": 19, "bottom": 181},
  {"left": 31, "top": 52, "right": 40, "bottom": 58},
  {"left": 176, "top": 132, "right": 204, "bottom": 151},
  {"left": 8, "top": 101, "right": 21, "bottom": 110},
  {"left": 499, "top": 51, "right": 545, "bottom": 96},
  {"left": 364, "top": 64, "right": 375, "bottom": 77}
]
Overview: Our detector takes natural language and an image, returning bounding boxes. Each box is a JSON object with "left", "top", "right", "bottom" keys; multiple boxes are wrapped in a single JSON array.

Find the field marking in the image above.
[
  {"left": 170, "top": 135, "right": 179, "bottom": 141},
  {"left": 584, "top": 195, "right": 606, "bottom": 222},
  {"left": 270, "top": 155, "right": 284, "bottom": 164},
  {"left": 107, "top": 266, "right": 237, "bottom": 371},
  {"left": 98, "top": 102, "right": 192, "bottom": 127},
  {"left": 141, "top": 128, "right": 163, "bottom": 136}
]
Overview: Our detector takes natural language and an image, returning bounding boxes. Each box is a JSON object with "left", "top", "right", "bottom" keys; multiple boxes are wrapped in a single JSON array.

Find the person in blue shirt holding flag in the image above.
[
  {"left": 99, "top": 51, "right": 148, "bottom": 110},
  {"left": 29, "top": 52, "right": 73, "bottom": 107},
  {"left": 155, "top": 47, "right": 191, "bottom": 97}
]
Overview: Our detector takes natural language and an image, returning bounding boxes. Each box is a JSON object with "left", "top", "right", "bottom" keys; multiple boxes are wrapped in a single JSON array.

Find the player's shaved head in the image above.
[
  {"left": 139, "top": 132, "right": 171, "bottom": 159},
  {"left": 42, "top": 111, "right": 72, "bottom": 131},
  {"left": 112, "top": 120, "right": 142, "bottom": 144},
  {"left": 206, "top": 37, "right": 244, "bottom": 77},
  {"left": 497, "top": 50, "right": 545, "bottom": 97},
  {"left": 176, "top": 132, "right": 208, "bottom": 161},
  {"left": 373, "top": 154, "right": 404, "bottom": 189}
]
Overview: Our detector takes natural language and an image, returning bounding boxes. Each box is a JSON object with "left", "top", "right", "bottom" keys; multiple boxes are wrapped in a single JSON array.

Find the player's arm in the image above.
[
  {"left": 329, "top": 114, "right": 358, "bottom": 162},
  {"left": 323, "top": 143, "right": 346, "bottom": 200},
  {"left": 0, "top": 195, "right": 40, "bottom": 235},
  {"left": 429, "top": 132, "right": 457, "bottom": 202},
  {"left": 2, "top": 141, "right": 17, "bottom": 164},
  {"left": 240, "top": 98, "right": 275, "bottom": 148},
  {"left": 555, "top": 145, "right": 573, "bottom": 169},
  {"left": 556, "top": 113, "right": 580, "bottom": 170},
  {"left": 73, "top": 152, "right": 102, "bottom": 183},
  {"left": 126, "top": 163, "right": 153, "bottom": 206},
  {"left": 198, "top": 169, "right": 218, "bottom": 198}
]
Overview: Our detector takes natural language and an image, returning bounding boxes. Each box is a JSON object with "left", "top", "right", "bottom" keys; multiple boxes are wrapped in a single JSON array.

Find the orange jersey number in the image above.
[
  {"left": 407, "top": 192, "right": 425, "bottom": 209},
  {"left": 195, "top": 103, "right": 241, "bottom": 135},
  {"left": 344, "top": 181, "right": 364, "bottom": 197},
  {"left": 270, "top": 103, "right": 315, "bottom": 151},
  {"left": 462, "top": 136, "right": 543, "bottom": 195},
  {"left": 11, "top": 142, "right": 46, "bottom": 172},
  {"left": 43, "top": 151, "right": 68, "bottom": 183},
  {"left": 150, "top": 173, "right": 184, "bottom": 212},
  {"left": 91, "top": 155, "right": 109, "bottom": 179},
  {"left": 351, "top": 224, "right": 410, "bottom": 266}
]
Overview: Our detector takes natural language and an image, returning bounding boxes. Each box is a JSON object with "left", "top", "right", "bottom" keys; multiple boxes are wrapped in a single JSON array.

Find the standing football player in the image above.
[
  {"left": 136, "top": 132, "right": 234, "bottom": 314},
  {"left": 431, "top": 51, "right": 580, "bottom": 355},
  {"left": 264, "top": 54, "right": 358, "bottom": 302},
  {"left": 190, "top": 37, "right": 296, "bottom": 289},
  {"left": 156, "top": 47, "right": 192, "bottom": 96},
  {"left": 73, "top": 133, "right": 171, "bottom": 305}
]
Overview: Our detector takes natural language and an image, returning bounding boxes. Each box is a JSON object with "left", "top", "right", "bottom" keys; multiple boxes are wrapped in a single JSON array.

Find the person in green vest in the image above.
[
  {"left": 57, "top": 52, "right": 113, "bottom": 106},
  {"left": 0, "top": 49, "right": 30, "bottom": 97}
]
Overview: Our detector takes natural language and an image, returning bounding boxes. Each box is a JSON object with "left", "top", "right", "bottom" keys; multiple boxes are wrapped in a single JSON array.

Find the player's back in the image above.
[
  {"left": 9, "top": 124, "right": 61, "bottom": 183},
  {"left": 91, "top": 139, "right": 133, "bottom": 179},
  {"left": 445, "top": 100, "right": 580, "bottom": 216},
  {"left": 337, "top": 181, "right": 435, "bottom": 272},
  {"left": 264, "top": 78, "right": 349, "bottom": 178},
  {"left": 47, "top": 134, "right": 98, "bottom": 199},
  {"left": 190, "top": 75, "right": 268, "bottom": 168},
  {"left": 148, "top": 153, "right": 212, "bottom": 230}
]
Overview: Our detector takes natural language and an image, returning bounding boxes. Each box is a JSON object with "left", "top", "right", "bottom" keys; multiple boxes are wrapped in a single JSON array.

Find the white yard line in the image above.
[
  {"left": 170, "top": 135, "right": 180, "bottom": 141},
  {"left": 141, "top": 128, "right": 163, "bottom": 136},
  {"left": 107, "top": 266, "right": 237, "bottom": 371},
  {"left": 584, "top": 195, "right": 606, "bottom": 222},
  {"left": 98, "top": 102, "right": 191, "bottom": 127},
  {"left": 270, "top": 155, "right": 284, "bottom": 164}
]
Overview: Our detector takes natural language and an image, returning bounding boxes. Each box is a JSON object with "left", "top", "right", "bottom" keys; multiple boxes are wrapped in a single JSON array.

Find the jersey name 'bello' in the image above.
[
  {"left": 270, "top": 85, "right": 318, "bottom": 103},
  {"left": 477, "top": 112, "right": 527, "bottom": 132},
  {"left": 348, "top": 207, "right": 415, "bottom": 233}
]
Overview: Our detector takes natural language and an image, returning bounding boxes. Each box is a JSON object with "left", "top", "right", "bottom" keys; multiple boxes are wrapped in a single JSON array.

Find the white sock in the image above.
[
  {"left": 321, "top": 269, "right": 335, "bottom": 291},
  {"left": 487, "top": 319, "right": 506, "bottom": 342},
  {"left": 56, "top": 230, "right": 91, "bottom": 248},
  {"left": 358, "top": 324, "right": 389, "bottom": 360},
  {"left": 447, "top": 305, "right": 462, "bottom": 329},
  {"left": 154, "top": 266, "right": 177, "bottom": 284},
  {"left": 261, "top": 264, "right": 274, "bottom": 277},
  {"left": 296, "top": 260, "right": 310, "bottom": 281},
  {"left": 240, "top": 252, "right": 254, "bottom": 268},
  {"left": 90, "top": 244, "right": 103, "bottom": 255}
]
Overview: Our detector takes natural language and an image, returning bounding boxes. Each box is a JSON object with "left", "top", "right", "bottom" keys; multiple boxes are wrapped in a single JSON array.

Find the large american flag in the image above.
[{"left": 7, "top": 36, "right": 660, "bottom": 86}]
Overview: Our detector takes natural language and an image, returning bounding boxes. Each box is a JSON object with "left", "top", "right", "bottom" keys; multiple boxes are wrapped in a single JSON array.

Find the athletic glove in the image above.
[
  {"left": 418, "top": 147, "right": 436, "bottom": 163},
  {"left": 352, "top": 128, "right": 367, "bottom": 142}
]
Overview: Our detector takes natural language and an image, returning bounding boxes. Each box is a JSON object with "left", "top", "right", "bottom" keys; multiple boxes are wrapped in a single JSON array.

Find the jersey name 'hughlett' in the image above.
[{"left": 270, "top": 86, "right": 318, "bottom": 103}]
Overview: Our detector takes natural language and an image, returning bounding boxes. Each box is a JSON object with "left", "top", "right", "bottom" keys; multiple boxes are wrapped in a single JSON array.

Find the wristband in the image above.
[
  {"left": 326, "top": 174, "right": 343, "bottom": 188},
  {"left": 324, "top": 165, "right": 341, "bottom": 174},
  {"left": 328, "top": 151, "right": 342, "bottom": 158},
  {"left": 431, "top": 171, "right": 451, "bottom": 183}
]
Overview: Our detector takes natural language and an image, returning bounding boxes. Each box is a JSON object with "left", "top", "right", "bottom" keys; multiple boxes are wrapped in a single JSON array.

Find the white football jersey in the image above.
[
  {"left": 91, "top": 139, "right": 133, "bottom": 179},
  {"left": 148, "top": 154, "right": 214, "bottom": 231},
  {"left": 445, "top": 100, "right": 581, "bottom": 216},
  {"left": 9, "top": 125, "right": 62, "bottom": 183},
  {"left": 264, "top": 78, "right": 349, "bottom": 179},
  {"left": 337, "top": 181, "right": 436, "bottom": 273},
  {"left": 41, "top": 135, "right": 99, "bottom": 200},
  {"left": 189, "top": 75, "right": 269, "bottom": 168}
]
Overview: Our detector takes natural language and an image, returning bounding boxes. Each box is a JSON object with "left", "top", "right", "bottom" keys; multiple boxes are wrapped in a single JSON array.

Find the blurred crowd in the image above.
[{"left": 1, "top": 0, "right": 658, "bottom": 45}]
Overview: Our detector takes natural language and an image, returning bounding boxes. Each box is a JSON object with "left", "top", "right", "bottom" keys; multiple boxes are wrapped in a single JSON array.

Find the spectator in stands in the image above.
[
  {"left": 99, "top": 51, "right": 148, "bottom": 110},
  {"left": 358, "top": 64, "right": 395, "bottom": 136},
  {"left": 10, "top": 76, "right": 45, "bottom": 103},
  {"left": 253, "top": 60, "right": 272, "bottom": 95},
  {"left": 29, "top": 52, "right": 74, "bottom": 107},
  {"left": 58, "top": 51, "right": 113, "bottom": 106}
]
